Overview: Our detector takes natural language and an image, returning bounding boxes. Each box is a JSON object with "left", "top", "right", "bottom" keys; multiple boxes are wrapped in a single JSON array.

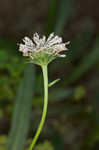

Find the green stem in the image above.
[{"left": 28, "top": 65, "right": 48, "bottom": 150}]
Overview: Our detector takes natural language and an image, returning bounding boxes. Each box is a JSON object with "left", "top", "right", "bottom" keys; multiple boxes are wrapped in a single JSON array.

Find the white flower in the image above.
[{"left": 19, "top": 33, "right": 70, "bottom": 65}]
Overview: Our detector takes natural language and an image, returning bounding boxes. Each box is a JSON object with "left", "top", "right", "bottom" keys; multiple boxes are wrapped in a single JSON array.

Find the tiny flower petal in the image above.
[
  {"left": 41, "top": 36, "right": 46, "bottom": 46},
  {"left": 66, "top": 41, "right": 70, "bottom": 45},
  {"left": 33, "top": 33, "right": 40, "bottom": 45},
  {"left": 23, "top": 52, "right": 29, "bottom": 56},
  {"left": 19, "top": 44, "right": 28, "bottom": 53},
  {"left": 59, "top": 54, "right": 66, "bottom": 57},
  {"left": 23, "top": 37, "right": 34, "bottom": 47},
  {"left": 52, "top": 43, "right": 67, "bottom": 52},
  {"left": 47, "top": 33, "right": 54, "bottom": 42}
]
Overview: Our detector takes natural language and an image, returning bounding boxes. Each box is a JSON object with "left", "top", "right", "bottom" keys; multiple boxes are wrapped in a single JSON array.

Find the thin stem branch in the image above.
[{"left": 28, "top": 65, "right": 48, "bottom": 150}]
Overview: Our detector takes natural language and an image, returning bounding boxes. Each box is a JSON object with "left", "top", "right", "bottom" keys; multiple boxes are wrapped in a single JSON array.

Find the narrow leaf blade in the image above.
[{"left": 7, "top": 64, "right": 35, "bottom": 150}]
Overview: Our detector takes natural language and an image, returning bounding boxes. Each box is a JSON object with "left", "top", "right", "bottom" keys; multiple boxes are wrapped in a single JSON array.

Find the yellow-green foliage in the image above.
[
  {"left": 35, "top": 141, "right": 54, "bottom": 150},
  {"left": 0, "top": 49, "right": 25, "bottom": 101},
  {"left": 0, "top": 135, "right": 7, "bottom": 150}
]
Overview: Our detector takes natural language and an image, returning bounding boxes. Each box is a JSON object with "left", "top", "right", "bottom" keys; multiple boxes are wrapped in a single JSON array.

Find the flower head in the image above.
[{"left": 19, "top": 33, "right": 70, "bottom": 66}]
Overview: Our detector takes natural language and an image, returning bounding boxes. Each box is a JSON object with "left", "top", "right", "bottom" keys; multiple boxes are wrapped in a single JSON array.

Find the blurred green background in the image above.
[{"left": 0, "top": 0, "right": 99, "bottom": 150}]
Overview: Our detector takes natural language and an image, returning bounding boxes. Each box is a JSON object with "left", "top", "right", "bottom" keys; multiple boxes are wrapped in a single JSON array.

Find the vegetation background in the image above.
[{"left": 0, "top": 0, "right": 99, "bottom": 150}]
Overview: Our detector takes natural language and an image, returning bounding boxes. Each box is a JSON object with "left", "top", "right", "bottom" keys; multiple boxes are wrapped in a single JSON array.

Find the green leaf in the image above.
[
  {"left": 46, "top": 0, "right": 58, "bottom": 35},
  {"left": 51, "top": 129, "right": 63, "bottom": 150},
  {"left": 0, "top": 38, "right": 17, "bottom": 53},
  {"left": 83, "top": 125, "right": 99, "bottom": 150},
  {"left": 47, "top": 0, "right": 74, "bottom": 35},
  {"left": 65, "top": 38, "right": 99, "bottom": 84},
  {"left": 49, "top": 88, "right": 74, "bottom": 102},
  {"left": 54, "top": 0, "right": 74, "bottom": 35},
  {"left": 48, "top": 104, "right": 84, "bottom": 116},
  {"left": 7, "top": 64, "right": 35, "bottom": 150},
  {"left": 35, "top": 141, "right": 54, "bottom": 150},
  {"left": 48, "top": 79, "right": 60, "bottom": 87},
  {"left": 0, "top": 135, "right": 7, "bottom": 149},
  {"left": 68, "top": 28, "right": 94, "bottom": 61}
]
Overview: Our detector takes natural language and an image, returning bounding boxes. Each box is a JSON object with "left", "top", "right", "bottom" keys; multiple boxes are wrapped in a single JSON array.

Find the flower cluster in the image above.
[{"left": 19, "top": 33, "right": 69, "bottom": 66}]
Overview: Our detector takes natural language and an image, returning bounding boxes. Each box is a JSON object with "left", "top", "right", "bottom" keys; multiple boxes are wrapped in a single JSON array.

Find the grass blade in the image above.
[
  {"left": 65, "top": 38, "right": 99, "bottom": 84},
  {"left": 46, "top": 0, "right": 58, "bottom": 35},
  {"left": 47, "top": 0, "right": 74, "bottom": 35},
  {"left": 54, "top": 0, "right": 74, "bottom": 35},
  {"left": 7, "top": 64, "right": 35, "bottom": 150}
]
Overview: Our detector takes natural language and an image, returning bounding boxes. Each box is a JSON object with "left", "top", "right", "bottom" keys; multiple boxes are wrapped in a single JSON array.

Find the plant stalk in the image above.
[{"left": 28, "top": 65, "right": 48, "bottom": 150}]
